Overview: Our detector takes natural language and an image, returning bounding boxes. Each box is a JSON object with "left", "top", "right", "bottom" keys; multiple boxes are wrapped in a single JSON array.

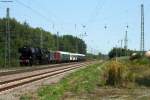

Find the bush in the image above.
[
  {"left": 102, "top": 60, "right": 127, "bottom": 86},
  {"left": 129, "top": 57, "right": 150, "bottom": 67}
]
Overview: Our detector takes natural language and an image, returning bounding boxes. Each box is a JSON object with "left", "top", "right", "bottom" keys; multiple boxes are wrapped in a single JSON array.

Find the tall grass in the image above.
[
  {"left": 102, "top": 57, "right": 150, "bottom": 87},
  {"left": 102, "top": 60, "right": 130, "bottom": 86}
]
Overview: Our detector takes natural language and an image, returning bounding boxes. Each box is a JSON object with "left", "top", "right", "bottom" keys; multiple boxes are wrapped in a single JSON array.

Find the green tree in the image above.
[{"left": 0, "top": 18, "right": 87, "bottom": 67}]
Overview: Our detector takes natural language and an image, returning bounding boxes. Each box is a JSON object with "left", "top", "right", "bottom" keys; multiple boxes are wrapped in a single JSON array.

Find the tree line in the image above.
[
  {"left": 0, "top": 18, "right": 86, "bottom": 67},
  {"left": 108, "top": 47, "right": 140, "bottom": 59},
  {"left": 86, "top": 53, "right": 108, "bottom": 60}
]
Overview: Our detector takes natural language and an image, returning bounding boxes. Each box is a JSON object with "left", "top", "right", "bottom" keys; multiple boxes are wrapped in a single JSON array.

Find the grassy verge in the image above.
[
  {"left": 20, "top": 58, "right": 150, "bottom": 100},
  {"left": 20, "top": 62, "right": 104, "bottom": 100}
]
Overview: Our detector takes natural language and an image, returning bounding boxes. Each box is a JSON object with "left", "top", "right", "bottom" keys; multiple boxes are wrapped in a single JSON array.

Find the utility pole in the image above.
[
  {"left": 0, "top": 0, "right": 13, "bottom": 67},
  {"left": 140, "top": 4, "right": 145, "bottom": 55},
  {"left": 80, "top": 25, "right": 87, "bottom": 54},
  {"left": 40, "top": 28, "right": 43, "bottom": 48},
  {"left": 124, "top": 25, "right": 128, "bottom": 56},
  {"left": 56, "top": 32, "right": 59, "bottom": 51},
  {"left": 75, "top": 36, "right": 78, "bottom": 53},
  {"left": 52, "top": 24, "right": 55, "bottom": 34},
  {"left": 118, "top": 40, "right": 123, "bottom": 57},
  {"left": 5, "top": 8, "right": 11, "bottom": 67},
  {"left": 124, "top": 30, "right": 128, "bottom": 49},
  {"left": 75, "top": 24, "right": 78, "bottom": 53},
  {"left": 121, "top": 39, "right": 123, "bottom": 48},
  {"left": 120, "top": 39, "right": 123, "bottom": 57},
  {"left": 115, "top": 45, "right": 118, "bottom": 62},
  {"left": 6, "top": 8, "right": 11, "bottom": 67}
]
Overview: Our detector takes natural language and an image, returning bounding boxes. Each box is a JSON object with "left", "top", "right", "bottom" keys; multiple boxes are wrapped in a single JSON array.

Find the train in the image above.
[{"left": 18, "top": 46, "right": 86, "bottom": 66}]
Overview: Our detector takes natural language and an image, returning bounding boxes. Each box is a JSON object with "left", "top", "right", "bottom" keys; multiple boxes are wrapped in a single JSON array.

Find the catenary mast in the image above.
[{"left": 140, "top": 4, "right": 145, "bottom": 54}]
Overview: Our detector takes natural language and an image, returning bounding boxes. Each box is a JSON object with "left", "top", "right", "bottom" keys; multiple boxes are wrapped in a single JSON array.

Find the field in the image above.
[{"left": 20, "top": 58, "right": 150, "bottom": 100}]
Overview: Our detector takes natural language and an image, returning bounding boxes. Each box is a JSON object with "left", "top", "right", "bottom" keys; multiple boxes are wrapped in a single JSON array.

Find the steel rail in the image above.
[
  {"left": 0, "top": 62, "right": 93, "bottom": 93},
  {"left": 0, "top": 62, "right": 82, "bottom": 76}
]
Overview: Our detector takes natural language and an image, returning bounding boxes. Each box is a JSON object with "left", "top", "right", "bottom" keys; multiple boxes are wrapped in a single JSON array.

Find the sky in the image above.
[{"left": 0, "top": 0, "right": 149, "bottom": 54}]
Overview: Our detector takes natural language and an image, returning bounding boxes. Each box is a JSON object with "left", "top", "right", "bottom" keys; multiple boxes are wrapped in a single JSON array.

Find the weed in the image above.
[
  {"left": 102, "top": 60, "right": 129, "bottom": 86},
  {"left": 20, "top": 95, "right": 32, "bottom": 100}
]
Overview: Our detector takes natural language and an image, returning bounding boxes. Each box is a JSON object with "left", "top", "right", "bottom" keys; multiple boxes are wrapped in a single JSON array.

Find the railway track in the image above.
[
  {"left": 0, "top": 61, "right": 94, "bottom": 93},
  {"left": 0, "top": 62, "right": 79, "bottom": 76}
]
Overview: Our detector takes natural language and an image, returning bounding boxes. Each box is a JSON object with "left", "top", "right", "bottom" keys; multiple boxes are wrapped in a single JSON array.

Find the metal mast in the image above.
[
  {"left": 140, "top": 4, "right": 144, "bottom": 54},
  {"left": 0, "top": 0, "right": 13, "bottom": 67},
  {"left": 40, "top": 28, "right": 43, "bottom": 48},
  {"left": 121, "top": 39, "right": 123, "bottom": 48},
  {"left": 75, "top": 24, "right": 78, "bottom": 53},
  {"left": 4, "top": 8, "right": 11, "bottom": 67},
  {"left": 124, "top": 25, "right": 128, "bottom": 56},
  {"left": 56, "top": 32, "right": 59, "bottom": 51},
  {"left": 124, "top": 30, "right": 128, "bottom": 50}
]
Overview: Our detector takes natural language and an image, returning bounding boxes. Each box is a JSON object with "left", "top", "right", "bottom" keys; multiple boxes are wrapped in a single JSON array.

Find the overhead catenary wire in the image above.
[
  {"left": 15, "top": 0, "right": 54, "bottom": 24},
  {"left": 26, "top": 0, "right": 60, "bottom": 33},
  {"left": 85, "top": 0, "right": 105, "bottom": 28},
  {"left": 81, "top": 0, "right": 105, "bottom": 54},
  {"left": 15, "top": 0, "right": 67, "bottom": 35},
  {"left": 16, "top": 0, "right": 105, "bottom": 35},
  {"left": 30, "top": 0, "right": 59, "bottom": 22}
]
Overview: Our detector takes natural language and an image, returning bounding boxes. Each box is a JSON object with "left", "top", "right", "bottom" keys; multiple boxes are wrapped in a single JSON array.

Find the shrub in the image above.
[{"left": 103, "top": 60, "right": 127, "bottom": 86}]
